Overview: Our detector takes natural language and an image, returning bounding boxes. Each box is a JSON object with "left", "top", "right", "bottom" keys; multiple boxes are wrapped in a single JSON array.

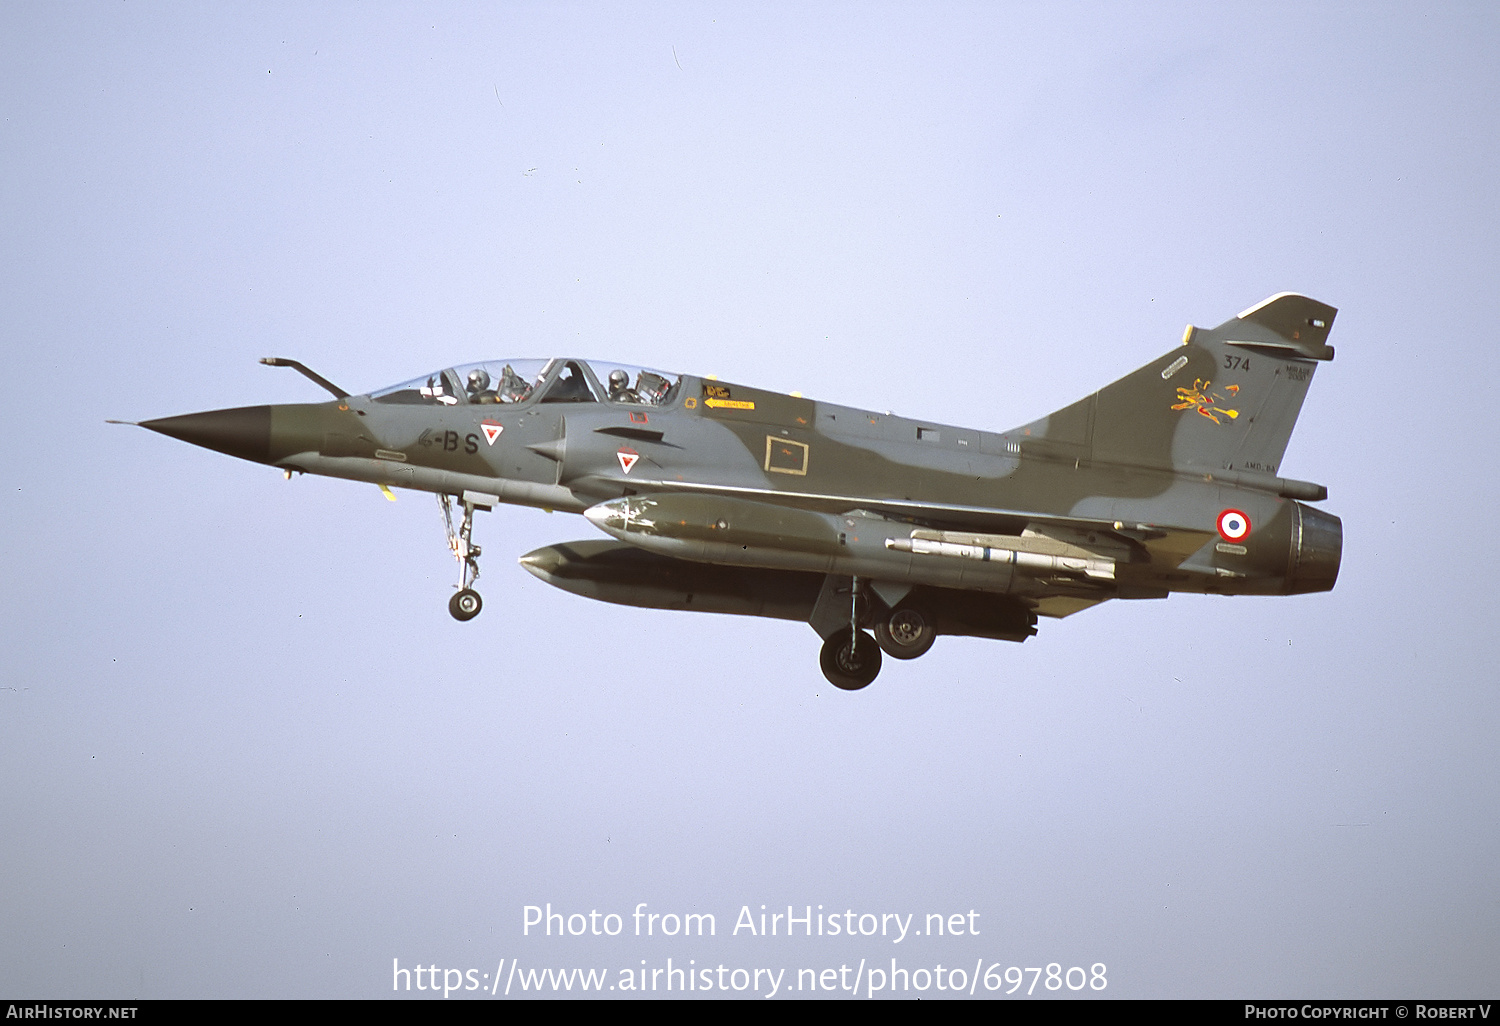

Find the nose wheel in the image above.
[
  {"left": 449, "top": 588, "right": 482, "bottom": 621},
  {"left": 439, "top": 493, "right": 486, "bottom": 621}
]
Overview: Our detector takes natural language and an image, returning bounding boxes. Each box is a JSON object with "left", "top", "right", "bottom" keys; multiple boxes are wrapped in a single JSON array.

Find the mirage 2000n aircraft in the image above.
[{"left": 125, "top": 293, "right": 1342, "bottom": 690}]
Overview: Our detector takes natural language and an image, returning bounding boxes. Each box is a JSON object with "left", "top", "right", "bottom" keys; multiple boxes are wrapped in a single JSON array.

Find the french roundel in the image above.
[{"left": 1217, "top": 508, "right": 1251, "bottom": 542}]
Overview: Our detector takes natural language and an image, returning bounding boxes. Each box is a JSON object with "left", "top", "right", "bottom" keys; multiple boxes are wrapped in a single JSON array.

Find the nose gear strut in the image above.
[{"left": 439, "top": 493, "right": 484, "bottom": 620}]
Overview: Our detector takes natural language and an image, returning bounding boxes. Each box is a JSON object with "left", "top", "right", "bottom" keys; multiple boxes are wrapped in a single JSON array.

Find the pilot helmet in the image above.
[
  {"left": 608, "top": 370, "right": 629, "bottom": 391},
  {"left": 467, "top": 368, "right": 491, "bottom": 393}
]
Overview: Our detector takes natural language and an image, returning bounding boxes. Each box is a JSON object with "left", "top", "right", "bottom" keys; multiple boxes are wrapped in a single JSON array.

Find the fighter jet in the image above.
[{"left": 124, "top": 293, "right": 1341, "bottom": 689}]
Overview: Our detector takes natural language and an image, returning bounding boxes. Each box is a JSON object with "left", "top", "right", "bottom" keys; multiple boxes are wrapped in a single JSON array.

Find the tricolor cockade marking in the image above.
[{"left": 1217, "top": 508, "right": 1251, "bottom": 542}]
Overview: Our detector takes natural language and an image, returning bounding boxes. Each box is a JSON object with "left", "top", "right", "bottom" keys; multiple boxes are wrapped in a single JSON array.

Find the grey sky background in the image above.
[{"left": 2, "top": 2, "right": 1497, "bottom": 999}]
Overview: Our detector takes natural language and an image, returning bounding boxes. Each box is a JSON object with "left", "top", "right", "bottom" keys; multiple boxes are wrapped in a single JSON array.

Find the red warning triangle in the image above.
[
  {"left": 616, "top": 447, "right": 639, "bottom": 474},
  {"left": 481, "top": 421, "right": 502, "bottom": 446}
]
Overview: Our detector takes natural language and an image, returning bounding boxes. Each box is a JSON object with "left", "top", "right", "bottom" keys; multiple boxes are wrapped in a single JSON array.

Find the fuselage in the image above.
[{"left": 143, "top": 355, "right": 1340, "bottom": 614}]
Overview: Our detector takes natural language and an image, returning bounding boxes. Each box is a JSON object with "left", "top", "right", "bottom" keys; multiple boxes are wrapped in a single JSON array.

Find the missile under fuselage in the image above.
[{"left": 581, "top": 492, "right": 1125, "bottom": 596}]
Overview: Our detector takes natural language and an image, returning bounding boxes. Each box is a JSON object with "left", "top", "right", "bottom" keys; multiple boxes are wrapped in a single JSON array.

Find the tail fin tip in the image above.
[{"left": 1227, "top": 293, "right": 1338, "bottom": 361}]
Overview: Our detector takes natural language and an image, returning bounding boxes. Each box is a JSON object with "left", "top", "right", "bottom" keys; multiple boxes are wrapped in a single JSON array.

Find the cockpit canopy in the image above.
[{"left": 369, "top": 358, "right": 681, "bottom": 408}]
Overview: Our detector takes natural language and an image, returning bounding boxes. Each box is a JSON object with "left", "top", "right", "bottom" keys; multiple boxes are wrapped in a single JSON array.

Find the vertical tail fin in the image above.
[{"left": 1012, "top": 294, "right": 1337, "bottom": 477}]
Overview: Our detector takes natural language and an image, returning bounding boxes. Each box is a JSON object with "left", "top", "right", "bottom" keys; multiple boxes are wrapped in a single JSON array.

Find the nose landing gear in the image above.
[
  {"left": 449, "top": 587, "right": 482, "bottom": 621},
  {"left": 439, "top": 492, "right": 487, "bottom": 621}
]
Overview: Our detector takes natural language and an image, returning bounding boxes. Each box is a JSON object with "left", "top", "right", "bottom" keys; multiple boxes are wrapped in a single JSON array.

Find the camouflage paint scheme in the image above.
[{"left": 134, "top": 293, "right": 1342, "bottom": 689}]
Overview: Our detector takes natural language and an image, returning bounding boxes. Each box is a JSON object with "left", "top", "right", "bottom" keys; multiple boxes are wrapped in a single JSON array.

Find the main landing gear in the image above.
[
  {"left": 820, "top": 628, "right": 882, "bottom": 690},
  {"left": 814, "top": 577, "right": 938, "bottom": 690},
  {"left": 439, "top": 493, "right": 484, "bottom": 621},
  {"left": 873, "top": 605, "right": 936, "bottom": 660}
]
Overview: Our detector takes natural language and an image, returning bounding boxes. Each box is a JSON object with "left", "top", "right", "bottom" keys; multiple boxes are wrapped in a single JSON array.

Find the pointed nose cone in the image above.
[{"left": 140, "top": 405, "right": 273, "bottom": 464}]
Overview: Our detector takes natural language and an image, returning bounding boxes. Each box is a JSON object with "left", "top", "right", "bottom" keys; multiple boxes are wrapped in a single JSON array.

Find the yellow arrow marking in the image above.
[{"left": 704, "top": 398, "right": 755, "bottom": 410}]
